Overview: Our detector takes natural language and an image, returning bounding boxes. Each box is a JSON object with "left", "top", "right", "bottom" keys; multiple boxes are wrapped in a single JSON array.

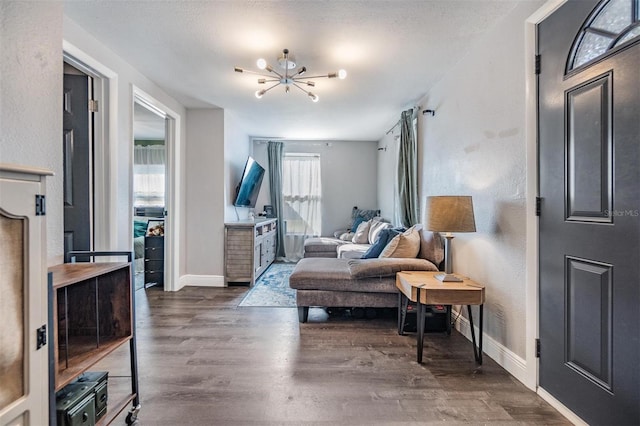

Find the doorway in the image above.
[
  {"left": 133, "top": 100, "right": 167, "bottom": 291},
  {"left": 63, "top": 63, "right": 94, "bottom": 257},
  {"left": 537, "top": 0, "right": 639, "bottom": 424}
]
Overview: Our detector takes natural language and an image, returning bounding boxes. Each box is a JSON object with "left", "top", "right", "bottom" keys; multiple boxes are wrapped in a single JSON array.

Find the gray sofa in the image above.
[{"left": 290, "top": 229, "right": 444, "bottom": 322}]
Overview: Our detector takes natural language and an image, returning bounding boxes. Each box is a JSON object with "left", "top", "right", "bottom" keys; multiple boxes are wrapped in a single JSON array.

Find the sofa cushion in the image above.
[
  {"left": 368, "top": 219, "right": 391, "bottom": 244},
  {"left": 289, "top": 258, "right": 397, "bottom": 293},
  {"left": 337, "top": 243, "right": 370, "bottom": 259},
  {"left": 303, "top": 237, "right": 347, "bottom": 253},
  {"left": 352, "top": 220, "right": 371, "bottom": 244},
  {"left": 380, "top": 226, "right": 421, "bottom": 258},
  {"left": 347, "top": 258, "right": 438, "bottom": 278}
]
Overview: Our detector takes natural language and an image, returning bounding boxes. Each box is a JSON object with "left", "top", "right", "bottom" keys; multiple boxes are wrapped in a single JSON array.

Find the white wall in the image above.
[
  {"left": 0, "top": 1, "right": 64, "bottom": 264},
  {"left": 252, "top": 140, "right": 379, "bottom": 235},
  {"left": 224, "top": 112, "right": 251, "bottom": 222},
  {"left": 184, "top": 109, "right": 225, "bottom": 279},
  {"left": 417, "top": 0, "right": 544, "bottom": 371}
]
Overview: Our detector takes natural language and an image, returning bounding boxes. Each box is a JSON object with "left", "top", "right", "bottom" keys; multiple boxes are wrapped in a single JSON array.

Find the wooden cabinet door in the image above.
[{"left": 0, "top": 166, "right": 50, "bottom": 426}]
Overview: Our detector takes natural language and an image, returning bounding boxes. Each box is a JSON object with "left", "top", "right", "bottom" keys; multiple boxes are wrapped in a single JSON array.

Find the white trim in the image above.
[
  {"left": 537, "top": 387, "right": 589, "bottom": 426},
  {"left": 131, "top": 86, "right": 182, "bottom": 293},
  {"left": 524, "top": 0, "right": 570, "bottom": 391},
  {"left": 453, "top": 314, "right": 528, "bottom": 385},
  {"left": 180, "top": 274, "right": 226, "bottom": 288},
  {"left": 63, "top": 40, "right": 119, "bottom": 252}
]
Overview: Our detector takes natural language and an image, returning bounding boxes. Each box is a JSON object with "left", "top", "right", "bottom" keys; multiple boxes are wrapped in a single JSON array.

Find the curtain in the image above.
[
  {"left": 282, "top": 154, "right": 322, "bottom": 261},
  {"left": 133, "top": 145, "right": 165, "bottom": 207},
  {"left": 267, "top": 141, "right": 286, "bottom": 258},
  {"left": 397, "top": 108, "right": 419, "bottom": 227}
]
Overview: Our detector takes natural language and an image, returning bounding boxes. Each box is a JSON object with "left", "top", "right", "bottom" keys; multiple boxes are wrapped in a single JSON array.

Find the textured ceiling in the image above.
[{"left": 64, "top": 0, "right": 522, "bottom": 141}]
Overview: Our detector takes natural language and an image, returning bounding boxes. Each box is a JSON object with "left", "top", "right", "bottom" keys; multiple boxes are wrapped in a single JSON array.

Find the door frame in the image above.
[
  {"left": 63, "top": 42, "right": 114, "bottom": 255},
  {"left": 132, "top": 86, "right": 181, "bottom": 292},
  {"left": 524, "top": 1, "right": 588, "bottom": 425}
]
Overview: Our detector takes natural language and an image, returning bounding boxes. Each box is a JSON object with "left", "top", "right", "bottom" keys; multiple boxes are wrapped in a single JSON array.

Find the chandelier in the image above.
[{"left": 234, "top": 48, "right": 347, "bottom": 102}]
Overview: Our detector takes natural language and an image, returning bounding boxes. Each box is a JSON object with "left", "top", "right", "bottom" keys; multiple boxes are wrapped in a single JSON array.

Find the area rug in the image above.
[{"left": 238, "top": 262, "right": 297, "bottom": 307}]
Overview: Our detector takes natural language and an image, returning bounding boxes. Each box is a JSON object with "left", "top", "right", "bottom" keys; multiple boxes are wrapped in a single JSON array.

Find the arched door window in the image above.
[{"left": 567, "top": 0, "right": 640, "bottom": 72}]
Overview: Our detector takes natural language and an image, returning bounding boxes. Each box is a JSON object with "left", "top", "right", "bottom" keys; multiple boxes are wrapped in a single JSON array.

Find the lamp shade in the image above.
[{"left": 427, "top": 196, "right": 476, "bottom": 233}]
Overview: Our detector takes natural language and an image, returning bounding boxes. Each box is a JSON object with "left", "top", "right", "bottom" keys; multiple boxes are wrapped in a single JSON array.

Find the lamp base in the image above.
[{"left": 434, "top": 273, "right": 463, "bottom": 282}]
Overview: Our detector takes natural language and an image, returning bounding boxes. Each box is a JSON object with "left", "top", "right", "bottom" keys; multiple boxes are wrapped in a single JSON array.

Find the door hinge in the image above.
[
  {"left": 36, "top": 325, "right": 47, "bottom": 349},
  {"left": 535, "top": 197, "right": 542, "bottom": 216},
  {"left": 89, "top": 99, "right": 99, "bottom": 112},
  {"left": 535, "top": 338, "right": 541, "bottom": 358},
  {"left": 35, "top": 194, "right": 46, "bottom": 216},
  {"left": 535, "top": 54, "right": 541, "bottom": 75}
]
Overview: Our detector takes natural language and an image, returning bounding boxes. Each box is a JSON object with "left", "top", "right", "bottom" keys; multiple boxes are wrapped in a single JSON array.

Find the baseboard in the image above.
[
  {"left": 537, "top": 387, "right": 588, "bottom": 426},
  {"left": 180, "top": 274, "right": 225, "bottom": 288},
  {"left": 454, "top": 313, "right": 528, "bottom": 386}
]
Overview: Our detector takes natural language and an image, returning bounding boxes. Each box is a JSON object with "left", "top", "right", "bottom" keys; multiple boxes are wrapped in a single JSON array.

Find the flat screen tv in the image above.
[{"left": 233, "top": 156, "right": 265, "bottom": 208}]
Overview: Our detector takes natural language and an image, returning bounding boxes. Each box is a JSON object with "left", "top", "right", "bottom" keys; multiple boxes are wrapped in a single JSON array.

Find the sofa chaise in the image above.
[{"left": 290, "top": 229, "right": 444, "bottom": 322}]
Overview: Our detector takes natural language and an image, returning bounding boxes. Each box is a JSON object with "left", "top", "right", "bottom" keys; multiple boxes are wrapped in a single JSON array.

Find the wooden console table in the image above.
[
  {"left": 396, "top": 271, "right": 485, "bottom": 364},
  {"left": 49, "top": 254, "right": 140, "bottom": 425}
]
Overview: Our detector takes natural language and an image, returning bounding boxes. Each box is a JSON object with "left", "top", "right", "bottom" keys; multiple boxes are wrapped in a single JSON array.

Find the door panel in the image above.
[
  {"left": 63, "top": 74, "right": 92, "bottom": 256},
  {"left": 539, "top": 0, "right": 639, "bottom": 424}
]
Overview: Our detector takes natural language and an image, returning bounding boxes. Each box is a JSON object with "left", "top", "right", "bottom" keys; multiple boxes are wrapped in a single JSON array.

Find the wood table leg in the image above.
[{"left": 416, "top": 291, "right": 424, "bottom": 363}]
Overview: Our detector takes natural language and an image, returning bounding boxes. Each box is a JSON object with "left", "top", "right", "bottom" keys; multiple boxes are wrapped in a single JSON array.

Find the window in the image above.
[
  {"left": 568, "top": 0, "right": 640, "bottom": 72},
  {"left": 133, "top": 144, "right": 165, "bottom": 207},
  {"left": 282, "top": 153, "right": 321, "bottom": 237}
]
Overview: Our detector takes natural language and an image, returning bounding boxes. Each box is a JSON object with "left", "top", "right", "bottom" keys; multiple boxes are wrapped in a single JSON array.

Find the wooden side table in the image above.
[{"left": 396, "top": 271, "right": 485, "bottom": 364}]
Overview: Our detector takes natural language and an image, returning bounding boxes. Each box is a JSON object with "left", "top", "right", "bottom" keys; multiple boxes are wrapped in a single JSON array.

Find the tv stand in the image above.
[{"left": 224, "top": 218, "right": 277, "bottom": 285}]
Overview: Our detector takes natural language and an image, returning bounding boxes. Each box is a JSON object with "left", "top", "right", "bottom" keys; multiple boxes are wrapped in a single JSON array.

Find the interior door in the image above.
[
  {"left": 63, "top": 73, "right": 93, "bottom": 256},
  {"left": 538, "top": 0, "right": 639, "bottom": 424}
]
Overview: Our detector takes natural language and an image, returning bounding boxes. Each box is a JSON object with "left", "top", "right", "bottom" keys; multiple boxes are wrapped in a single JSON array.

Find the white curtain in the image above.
[
  {"left": 133, "top": 145, "right": 165, "bottom": 207},
  {"left": 282, "top": 153, "right": 321, "bottom": 261}
]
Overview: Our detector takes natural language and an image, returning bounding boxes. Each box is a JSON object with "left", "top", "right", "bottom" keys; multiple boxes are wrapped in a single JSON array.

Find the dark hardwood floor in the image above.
[{"left": 99, "top": 285, "right": 570, "bottom": 425}]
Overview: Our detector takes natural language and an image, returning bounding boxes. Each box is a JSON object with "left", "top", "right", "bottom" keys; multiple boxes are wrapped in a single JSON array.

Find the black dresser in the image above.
[{"left": 144, "top": 236, "right": 164, "bottom": 288}]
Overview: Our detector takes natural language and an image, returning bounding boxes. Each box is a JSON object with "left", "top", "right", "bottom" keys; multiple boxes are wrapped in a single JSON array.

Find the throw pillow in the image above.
[
  {"left": 350, "top": 216, "right": 365, "bottom": 233},
  {"left": 368, "top": 219, "right": 391, "bottom": 245},
  {"left": 417, "top": 229, "right": 445, "bottom": 266},
  {"left": 352, "top": 220, "right": 371, "bottom": 244},
  {"left": 348, "top": 258, "right": 438, "bottom": 278},
  {"left": 379, "top": 226, "right": 421, "bottom": 258},
  {"left": 339, "top": 232, "right": 354, "bottom": 241},
  {"left": 361, "top": 227, "right": 402, "bottom": 259}
]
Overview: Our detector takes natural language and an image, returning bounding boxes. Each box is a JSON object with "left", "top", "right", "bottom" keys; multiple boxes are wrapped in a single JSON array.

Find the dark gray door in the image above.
[
  {"left": 539, "top": 0, "right": 639, "bottom": 424},
  {"left": 63, "top": 74, "right": 92, "bottom": 256}
]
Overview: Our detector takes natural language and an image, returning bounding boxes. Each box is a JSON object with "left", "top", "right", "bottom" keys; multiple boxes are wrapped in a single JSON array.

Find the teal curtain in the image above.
[
  {"left": 397, "top": 108, "right": 419, "bottom": 227},
  {"left": 268, "top": 141, "right": 286, "bottom": 258}
]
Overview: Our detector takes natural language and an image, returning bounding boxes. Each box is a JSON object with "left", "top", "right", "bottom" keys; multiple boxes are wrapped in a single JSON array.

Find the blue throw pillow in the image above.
[
  {"left": 350, "top": 216, "right": 366, "bottom": 233},
  {"left": 361, "top": 227, "right": 404, "bottom": 259}
]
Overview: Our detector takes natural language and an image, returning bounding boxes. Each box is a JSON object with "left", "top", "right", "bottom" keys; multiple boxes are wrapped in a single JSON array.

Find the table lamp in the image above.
[{"left": 426, "top": 196, "right": 476, "bottom": 282}]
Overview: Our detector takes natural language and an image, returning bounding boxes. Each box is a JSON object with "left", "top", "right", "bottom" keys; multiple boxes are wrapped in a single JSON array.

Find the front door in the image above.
[
  {"left": 538, "top": 0, "right": 639, "bottom": 424},
  {"left": 63, "top": 73, "right": 93, "bottom": 256}
]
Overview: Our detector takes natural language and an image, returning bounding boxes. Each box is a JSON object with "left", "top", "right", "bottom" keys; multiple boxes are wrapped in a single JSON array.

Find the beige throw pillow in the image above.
[
  {"left": 352, "top": 220, "right": 371, "bottom": 244},
  {"left": 379, "top": 226, "right": 421, "bottom": 258}
]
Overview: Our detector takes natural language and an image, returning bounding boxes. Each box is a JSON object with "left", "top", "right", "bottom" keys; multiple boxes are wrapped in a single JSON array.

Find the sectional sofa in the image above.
[{"left": 290, "top": 228, "right": 444, "bottom": 322}]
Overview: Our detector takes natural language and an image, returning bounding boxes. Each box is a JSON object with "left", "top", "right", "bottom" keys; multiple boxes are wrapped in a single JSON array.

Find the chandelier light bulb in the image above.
[
  {"left": 308, "top": 92, "right": 319, "bottom": 102},
  {"left": 338, "top": 69, "right": 347, "bottom": 79},
  {"left": 256, "top": 58, "right": 267, "bottom": 70},
  {"left": 255, "top": 90, "right": 265, "bottom": 99}
]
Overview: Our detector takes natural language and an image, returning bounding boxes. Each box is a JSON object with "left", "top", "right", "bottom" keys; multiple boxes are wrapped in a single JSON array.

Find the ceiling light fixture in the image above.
[{"left": 234, "top": 48, "right": 346, "bottom": 102}]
